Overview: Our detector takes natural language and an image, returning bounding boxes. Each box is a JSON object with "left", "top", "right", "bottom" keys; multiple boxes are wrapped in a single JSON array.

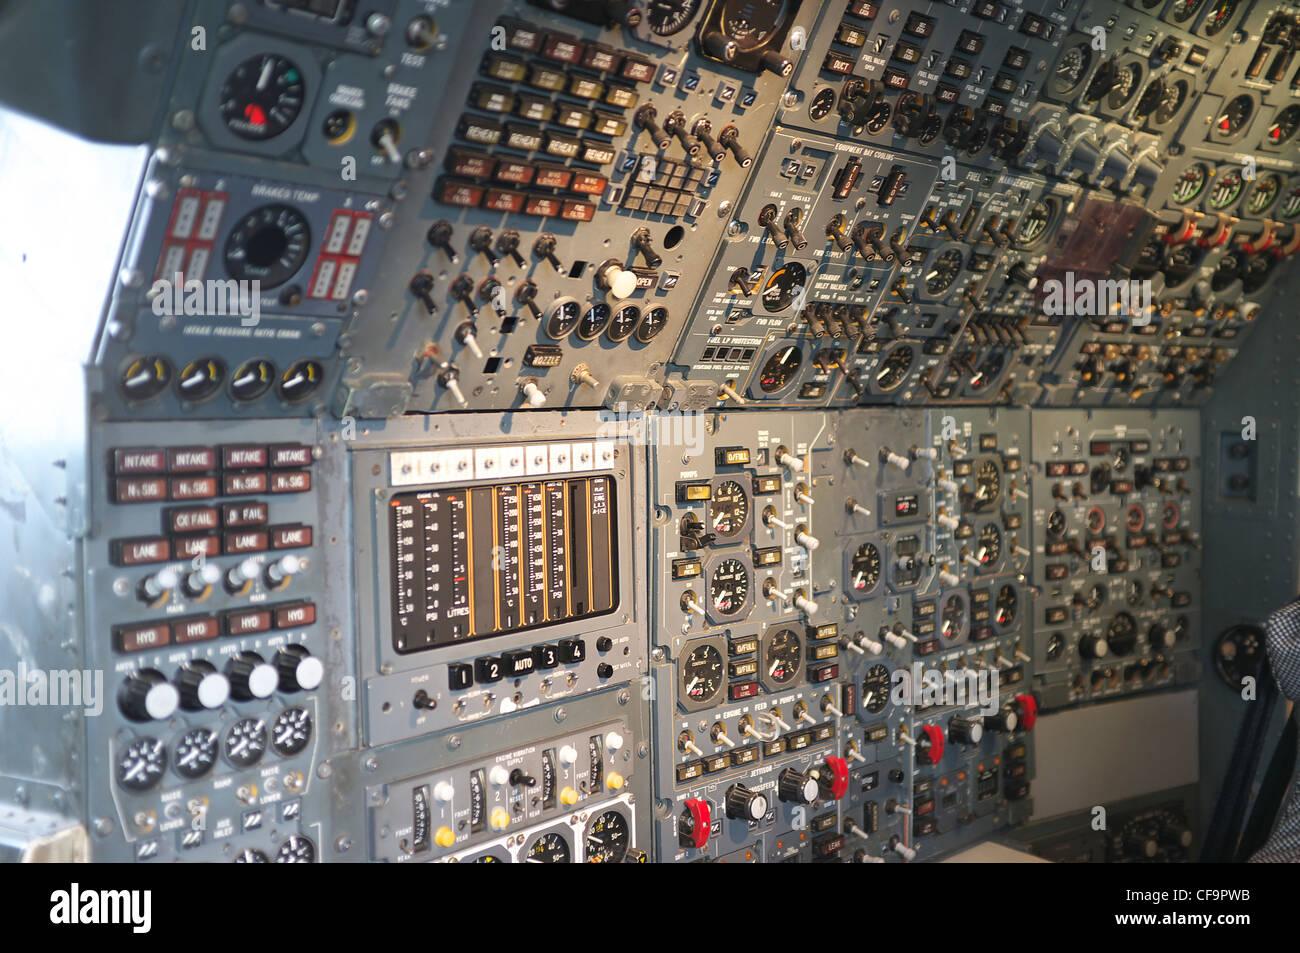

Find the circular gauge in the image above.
[
  {"left": 865, "top": 100, "right": 892, "bottom": 133},
  {"left": 809, "top": 87, "right": 836, "bottom": 122},
  {"left": 525, "top": 831, "right": 571, "bottom": 863},
  {"left": 271, "top": 706, "right": 313, "bottom": 757},
  {"left": 278, "top": 359, "right": 323, "bottom": 402},
  {"left": 762, "top": 628, "right": 803, "bottom": 686},
  {"left": 874, "top": 343, "right": 914, "bottom": 393},
  {"left": 120, "top": 355, "right": 173, "bottom": 401},
  {"left": 1169, "top": 0, "right": 1205, "bottom": 23},
  {"left": 681, "top": 643, "right": 724, "bottom": 705},
  {"left": 1126, "top": 504, "right": 1146, "bottom": 532},
  {"left": 219, "top": 54, "right": 306, "bottom": 141},
  {"left": 709, "top": 479, "right": 750, "bottom": 538},
  {"left": 1283, "top": 184, "right": 1300, "bottom": 219},
  {"left": 1046, "top": 633, "right": 1064, "bottom": 660},
  {"left": 1214, "top": 624, "right": 1264, "bottom": 689},
  {"left": 1051, "top": 43, "right": 1092, "bottom": 97},
  {"left": 1133, "top": 78, "right": 1166, "bottom": 122},
  {"left": 1047, "top": 508, "right": 1067, "bottom": 538},
  {"left": 224, "top": 204, "right": 311, "bottom": 288},
  {"left": 115, "top": 737, "right": 166, "bottom": 792},
  {"left": 173, "top": 727, "right": 219, "bottom": 780},
  {"left": 585, "top": 810, "right": 630, "bottom": 863},
  {"left": 1013, "top": 199, "right": 1056, "bottom": 249},
  {"left": 995, "top": 584, "right": 1018, "bottom": 628},
  {"left": 1108, "top": 62, "right": 1142, "bottom": 111},
  {"left": 1245, "top": 173, "right": 1282, "bottom": 216},
  {"left": 230, "top": 358, "right": 276, "bottom": 401},
  {"left": 274, "top": 834, "right": 316, "bottom": 863},
  {"left": 1127, "top": 579, "right": 1145, "bottom": 607},
  {"left": 976, "top": 523, "right": 1002, "bottom": 566},
  {"left": 924, "top": 248, "right": 964, "bottom": 296},
  {"left": 1208, "top": 168, "right": 1245, "bottom": 210},
  {"left": 1214, "top": 95, "right": 1253, "bottom": 139},
  {"left": 708, "top": 557, "right": 751, "bottom": 616},
  {"left": 576, "top": 303, "right": 612, "bottom": 341},
  {"left": 967, "top": 351, "right": 1005, "bottom": 394},
  {"left": 1202, "top": 0, "right": 1237, "bottom": 34},
  {"left": 972, "top": 458, "right": 1001, "bottom": 510},
  {"left": 635, "top": 306, "right": 670, "bottom": 343},
  {"left": 1172, "top": 163, "right": 1209, "bottom": 205},
  {"left": 606, "top": 305, "right": 641, "bottom": 343},
  {"left": 647, "top": 0, "right": 702, "bottom": 35},
  {"left": 1267, "top": 105, "right": 1300, "bottom": 145},
  {"left": 544, "top": 299, "right": 582, "bottom": 339},
  {"left": 176, "top": 357, "right": 226, "bottom": 402},
  {"left": 941, "top": 593, "right": 968, "bottom": 642},
  {"left": 234, "top": 849, "right": 270, "bottom": 863},
  {"left": 761, "top": 261, "right": 808, "bottom": 313},
  {"left": 850, "top": 542, "right": 882, "bottom": 594},
  {"left": 1085, "top": 506, "right": 1106, "bottom": 534},
  {"left": 863, "top": 663, "right": 890, "bottom": 714},
  {"left": 471, "top": 853, "right": 504, "bottom": 863},
  {"left": 721, "top": 0, "right": 794, "bottom": 52},
  {"left": 1107, "top": 612, "right": 1138, "bottom": 655},
  {"left": 224, "top": 716, "right": 268, "bottom": 769},
  {"left": 758, "top": 345, "right": 802, "bottom": 393}
]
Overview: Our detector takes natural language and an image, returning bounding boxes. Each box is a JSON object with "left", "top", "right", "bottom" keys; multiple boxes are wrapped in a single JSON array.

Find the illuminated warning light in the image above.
[{"left": 244, "top": 103, "right": 268, "bottom": 127}]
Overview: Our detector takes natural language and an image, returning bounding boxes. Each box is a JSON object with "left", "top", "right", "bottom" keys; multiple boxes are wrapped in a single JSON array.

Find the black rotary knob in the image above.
[
  {"left": 983, "top": 705, "right": 1019, "bottom": 733},
  {"left": 275, "top": 645, "right": 324, "bottom": 692},
  {"left": 777, "top": 767, "right": 819, "bottom": 804},
  {"left": 1159, "top": 823, "right": 1193, "bottom": 849},
  {"left": 1079, "top": 634, "right": 1110, "bottom": 659},
  {"left": 119, "top": 668, "right": 180, "bottom": 722},
  {"left": 175, "top": 660, "right": 230, "bottom": 711},
  {"left": 725, "top": 783, "right": 769, "bottom": 821},
  {"left": 1124, "top": 831, "right": 1158, "bottom": 859},
  {"left": 948, "top": 716, "right": 984, "bottom": 745},
  {"left": 227, "top": 651, "right": 278, "bottom": 701}
]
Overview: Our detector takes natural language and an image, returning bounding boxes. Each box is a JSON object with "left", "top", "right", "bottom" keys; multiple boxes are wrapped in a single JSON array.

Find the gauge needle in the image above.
[
  {"left": 769, "top": 659, "right": 781, "bottom": 677},
  {"left": 864, "top": 691, "right": 875, "bottom": 707},
  {"left": 124, "top": 761, "right": 146, "bottom": 782},
  {"left": 257, "top": 57, "right": 275, "bottom": 91},
  {"left": 714, "top": 592, "right": 729, "bottom": 609},
  {"left": 686, "top": 677, "right": 699, "bottom": 695},
  {"left": 854, "top": 571, "right": 865, "bottom": 588},
  {"left": 179, "top": 748, "right": 199, "bottom": 767}
]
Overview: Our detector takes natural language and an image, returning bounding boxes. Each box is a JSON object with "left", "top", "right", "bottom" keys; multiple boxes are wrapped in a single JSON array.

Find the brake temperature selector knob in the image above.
[
  {"left": 725, "top": 783, "right": 769, "bottom": 821},
  {"left": 119, "top": 668, "right": 181, "bottom": 722},
  {"left": 984, "top": 705, "right": 1019, "bottom": 733},
  {"left": 275, "top": 645, "right": 324, "bottom": 692},
  {"left": 948, "top": 716, "right": 983, "bottom": 745},
  {"left": 778, "top": 767, "right": 820, "bottom": 804},
  {"left": 680, "top": 798, "right": 711, "bottom": 849},
  {"left": 817, "top": 756, "right": 850, "bottom": 800},
  {"left": 227, "top": 651, "right": 279, "bottom": 700},
  {"left": 175, "top": 660, "right": 230, "bottom": 711},
  {"left": 1012, "top": 693, "right": 1038, "bottom": 732},
  {"left": 916, "top": 724, "right": 946, "bottom": 765}
]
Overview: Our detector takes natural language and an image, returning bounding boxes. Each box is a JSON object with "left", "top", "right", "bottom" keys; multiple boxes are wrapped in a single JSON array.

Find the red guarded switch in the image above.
[
  {"left": 680, "top": 798, "right": 711, "bottom": 850},
  {"left": 1014, "top": 693, "right": 1038, "bottom": 732},
  {"left": 819, "top": 756, "right": 850, "bottom": 800},
  {"left": 917, "top": 724, "right": 946, "bottom": 765}
]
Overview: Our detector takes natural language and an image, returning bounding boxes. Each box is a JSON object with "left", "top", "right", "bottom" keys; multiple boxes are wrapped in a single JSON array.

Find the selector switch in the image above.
[
  {"left": 175, "top": 660, "right": 229, "bottom": 711},
  {"left": 725, "top": 783, "right": 769, "bottom": 821},
  {"left": 274, "top": 645, "right": 324, "bottom": 692},
  {"left": 778, "top": 767, "right": 820, "bottom": 804},
  {"left": 227, "top": 651, "right": 279, "bottom": 701},
  {"left": 119, "top": 668, "right": 181, "bottom": 722}
]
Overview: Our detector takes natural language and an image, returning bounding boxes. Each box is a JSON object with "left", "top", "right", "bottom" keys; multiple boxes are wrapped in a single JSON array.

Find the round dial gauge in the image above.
[
  {"left": 709, "top": 479, "right": 750, "bottom": 538},
  {"left": 1245, "top": 174, "right": 1282, "bottom": 216},
  {"left": 576, "top": 303, "right": 612, "bottom": 341},
  {"left": 865, "top": 100, "right": 892, "bottom": 133},
  {"left": 234, "top": 849, "right": 270, "bottom": 863},
  {"left": 224, "top": 716, "right": 268, "bottom": 769},
  {"left": 121, "top": 355, "right": 173, "bottom": 401},
  {"left": 682, "top": 643, "right": 724, "bottom": 705},
  {"left": 709, "top": 558, "right": 750, "bottom": 615},
  {"left": 809, "top": 87, "right": 836, "bottom": 122},
  {"left": 606, "top": 305, "right": 641, "bottom": 343},
  {"left": 761, "top": 261, "right": 807, "bottom": 312},
  {"left": 1047, "top": 509, "right": 1067, "bottom": 538},
  {"left": 219, "top": 54, "right": 306, "bottom": 141},
  {"left": 177, "top": 357, "right": 226, "bottom": 402},
  {"left": 1051, "top": 44, "right": 1092, "bottom": 96},
  {"left": 116, "top": 737, "right": 166, "bottom": 792},
  {"left": 585, "top": 810, "right": 631, "bottom": 863},
  {"left": 1013, "top": 199, "right": 1055, "bottom": 249},
  {"left": 758, "top": 345, "right": 802, "bottom": 393},
  {"left": 762, "top": 628, "right": 803, "bottom": 686},
  {"left": 223, "top": 204, "right": 311, "bottom": 288},
  {"left": 1214, "top": 95, "right": 1253, "bottom": 138},
  {"left": 1267, "top": 106, "right": 1300, "bottom": 145},
  {"left": 1172, "top": 163, "right": 1209, "bottom": 204},
  {"left": 941, "top": 594, "right": 968, "bottom": 641},
  {"left": 1208, "top": 168, "right": 1245, "bottom": 209},
  {"left": 635, "top": 306, "right": 670, "bottom": 343},
  {"left": 173, "top": 727, "right": 219, "bottom": 780},
  {"left": 545, "top": 299, "right": 582, "bottom": 339},
  {"left": 1203, "top": 0, "right": 1238, "bottom": 36},
  {"left": 272, "top": 706, "right": 313, "bottom": 757},
  {"left": 721, "top": 0, "right": 794, "bottom": 52},
  {"left": 524, "top": 831, "right": 571, "bottom": 863},
  {"left": 995, "top": 584, "right": 1018, "bottom": 628},
  {"left": 976, "top": 523, "right": 1002, "bottom": 566},
  {"left": 230, "top": 358, "right": 276, "bottom": 401},
  {"left": 874, "top": 344, "right": 914, "bottom": 392},
  {"left": 971, "top": 458, "right": 1001, "bottom": 510},
  {"left": 1107, "top": 63, "right": 1141, "bottom": 110},
  {"left": 850, "top": 542, "right": 882, "bottom": 594},
  {"left": 1107, "top": 612, "right": 1138, "bottom": 655},
  {"left": 278, "top": 359, "right": 323, "bottom": 402},
  {"left": 275, "top": 835, "right": 316, "bottom": 863},
  {"left": 1169, "top": 0, "right": 1205, "bottom": 23},
  {"left": 924, "top": 248, "right": 964, "bottom": 295},
  {"left": 863, "top": 664, "right": 891, "bottom": 714},
  {"left": 646, "top": 0, "right": 701, "bottom": 35}
]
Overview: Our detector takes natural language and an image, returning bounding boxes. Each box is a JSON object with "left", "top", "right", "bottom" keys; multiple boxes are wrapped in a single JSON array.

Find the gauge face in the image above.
[
  {"left": 809, "top": 87, "right": 836, "bottom": 121},
  {"left": 1107, "top": 612, "right": 1138, "bottom": 654},
  {"left": 1268, "top": 105, "right": 1300, "bottom": 145},
  {"left": 1013, "top": 199, "right": 1055, "bottom": 249},
  {"left": 234, "top": 849, "right": 270, "bottom": 863},
  {"left": 865, "top": 100, "right": 892, "bottom": 133},
  {"left": 225, "top": 716, "right": 268, "bottom": 769},
  {"left": 721, "top": 0, "right": 793, "bottom": 52},
  {"left": 1172, "top": 163, "right": 1209, "bottom": 204},
  {"left": 924, "top": 248, "right": 964, "bottom": 295},
  {"left": 173, "top": 727, "right": 219, "bottom": 780},
  {"left": 758, "top": 345, "right": 802, "bottom": 393},
  {"left": 116, "top": 737, "right": 166, "bottom": 792},
  {"left": 709, "top": 558, "right": 751, "bottom": 615},
  {"left": 1245, "top": 174, "right": 1281, "bottom": 215},
  {"left": 762, "top": 628, "right": 802, "bottom": 686},
  {"left": 224, "top": 204, "right": 310, "bottom": 288},
  {"left": 1169, "top": 0, "right": 1205, "bottom": 23},
  {"left": 863, "top": 664, "right": 890, "bottom": 714},
  {"left": 1203, "top": 0, "right": 1238, "bottom": 35},
  {"left": 121, "top": 355, "right": 173, "bottom": 401},
  {"left": 976, "top": 523, "right": 1002, "bottom": 566},
  {"left": 278, "top": 359, "right": 323, "bottom": 402},
  {"left": 681, "top": 643, "right": 724, "bottom": 705},
  {"left": 606, "top": 305, "right": 641, "bottom": 343},
  {"left": 230, "top": 358, "right": 276, "bottom": 401},
  {"left": 995, "top": 584, "right": 1018, "bottom": 628},
  {"left": 1107, "top": 63, "right": 1141, "bottom": 110},
  {"left": 646, "top": 0, "right": 701, "bottom": 35},
  {"left": 577, "top": 303, "right": 612, "bottom": 341},
  {"left": 585, "top": 811, "right": 630, "bottom": 863},
  {"left": 635, "top": 306, "right": 670, "bottom": 343},
  {"left": 875, "top": 344, "right": 914, "bottom": 392},
  {"left": 761, "top": 261, "right": 807, "bottom": 312},
  {"left": 850, "top": 542, "right": 882, "bottom": 594},
  {"left": 941, "top": 594, "right": 967, "bottom": 641},
  {"left": 1214, "top": 95, "right": 1253, "bottom": 139},
  {"left": 1047, "top": 509, "right": 1067, "bottom": 538},
  {"left": 1208, "top": 168, "right": 1245, "bottom": 210},
  {"left": 545, "top": 299, "right": 582, "bottom": 339},
  {"left": 525, "top": 832, "right": 571, "bottom": 863},
  {"left": 271, "top": 706, "right": 313, "bottom": 757},
  {"left": 177, "top": 357, "right": 226, "bottom": 402},
  {"left": 1052, "top": 43, "right": 1092, "bottom": 96},
  {"left": 219, "top": 54, "right": 306, "bottom": 140},
  {"left": 709, "top": 479, "right": 750, "bottom": 538},
  {"left": 971, "top": 458, "right": 1001, "bottom": 510},
  {"left": 275, "top": 835, "right": 316, "bottom": 863}
]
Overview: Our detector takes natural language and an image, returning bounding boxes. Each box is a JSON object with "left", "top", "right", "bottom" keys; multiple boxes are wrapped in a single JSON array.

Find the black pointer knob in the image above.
[
  {"left": 468, "top": 226, "right": 498, "bottom": 265},
  {"left": 409, "top": 271, "right": 437, "bottom": 315},
  {"left": 427, "top": 220, "right": 458, "bottom": 263}
]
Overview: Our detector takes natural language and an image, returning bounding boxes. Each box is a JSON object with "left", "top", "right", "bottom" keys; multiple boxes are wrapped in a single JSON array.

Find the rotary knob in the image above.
[
  {"left": 948, "top": 715, "right": 983, "bottom": 745},
  {"left": 227, "top": 651, "right": 279, "bottom": 700},
  {"left": 1012, "top": 693, "right": 1038, "bottom": 732},
  {"left": 778, "top": 767, "right": 820, "bottom": 804},
  {"left": 725, "top": 783, "right": 769, "bottom": 821},
  {"left": 680, "top": 798, "right": 711, "bottom": 849},
  {"left": 916, "top": 724, "right": 946, "bottom": 765},
  {"left": 175, "top": 660, "right": 230, "bottom": 711},
  {"left": 1125, "top": 831, "right": 1158, "bottom": 859},
  {"left": 1159, "top": 823, "right": 1193, "bottom": 849},
  {"left": 816, "top": 756, "right": 850, "bottom": 800},
  {"left": 597, "top": 260, "right": 638, "bottom": 300},
  {"left": 983, "top": 705, "right": 1019, "bottom": 733},
  {"left": 274, "top": 645, "right": 324, "bottom": 692},
  {"left": 1079, "top": 634, "right": 1110, "bottom": 659},
  {"left": 119, "top": 668, "right": 180, "bottom": 722}
]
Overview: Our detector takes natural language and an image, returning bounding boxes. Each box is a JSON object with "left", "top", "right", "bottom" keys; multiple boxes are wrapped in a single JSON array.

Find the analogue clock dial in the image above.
[
  {"left": 875, "top": 344, "right": 914, "bottom": 392},
  {"left": 646, "top": 0, "right": 701, "bottom": 35},
  {"left": 576, "top": 303, "right": 612, "bottom": 341},
  {"left": 971, "top": 458, "right": 1001, "bottom": 510},
  {"left": 941, "top": 594, "right": 968, "bottom": 641},
  {"left": 924, "top": 248, "right": 964, "bottom": 295},
  {"left": 545, "top": 299, "right": 582, "bottom": 339},
  {"left": 976, "top": 523, "right": 1002, "bottom": 566},
  {"left": 995, "top": 584, "right": 1018, "bottom": 628},
  {"left": 606, "top": 305, "right": 642, "bottom": 343}
]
